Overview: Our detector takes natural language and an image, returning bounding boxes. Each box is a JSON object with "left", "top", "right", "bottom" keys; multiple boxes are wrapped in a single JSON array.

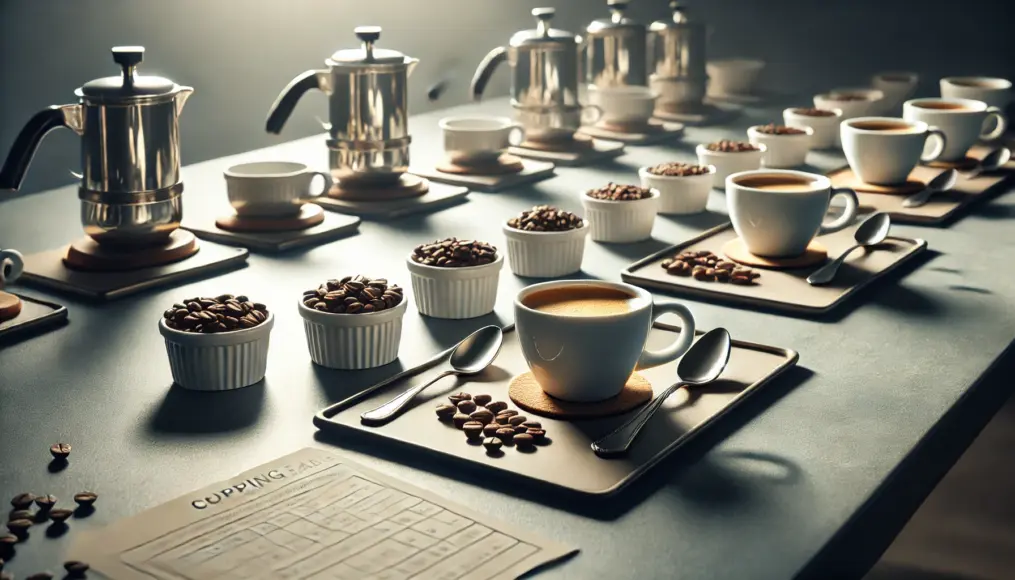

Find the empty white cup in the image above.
[
  {"left": 588, "top": 86, "right": 659, "bottom": 125},
  {"left": 224, "top": 161, "right": 332, "bottom": 217},
  {"left": 439, "top": 116, "right": 525, "bottom": 165}
]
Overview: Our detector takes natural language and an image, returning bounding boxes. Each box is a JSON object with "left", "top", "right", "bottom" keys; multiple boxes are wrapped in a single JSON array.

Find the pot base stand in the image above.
[
  {"left": 0, "top": 292, "right": 67, "bottom": 343},
  {"left": 578, "top": 119, "right": 685, "bottom": 145},
  {"left": 316, "top": 174, "right": 469, "bottom": 220},
  {"left": 508, "top": 372, "right": 652, "bottom": 419},
  {"left": 19, "top": 230, "right": 248, "bottom": 301},
  {"left": 653, "top": 102, "right": 739, "bottom": 126},
  {"left": 412, "top": 154, "right": 555, "bottom": 192},
  {"left": 509, "top": 133, "right": 625, "bottom": 167},
  {"left": 722, "top": 238, "right": 828, "bottom": 270},
  {"left": 184, "top": 204, "right": 360, "bottom": 253}
]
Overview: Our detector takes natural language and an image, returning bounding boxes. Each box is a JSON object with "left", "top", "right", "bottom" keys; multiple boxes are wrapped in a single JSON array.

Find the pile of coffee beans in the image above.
[
  {"left": 792, "top": 108, "right": 837, "bottom": 117},
  {"left": 507, "top": 205, "right": 584, "bottom": 232},
  {"left": 2, "top": 487, "right": 95, "bottom": 578},
  {"left": 755, "top": 123, "right": 807, "bottom": 135},
  {"left": 646, "top": 162, "right": 712, "bottom": 177},
  {"left": 436, "top": 392, "right": 549, "bottom": 454},
  {"left": 705, "top": 140, "right": 760, "bottom": 153},
  {"left": 662, "top": 250, "right": 761, "bottom": 285},
  {"left": 163, "top": 295, "right": 268, "bottom": 334},
  {"left": 586, "top": 183, "right": 652, "bottom": 201},
  {"left": 412, "top": 238, "right": 498, "bottom": 268},
  {"left": 303, "top": 276, "right": 403, "bottom": 314}
]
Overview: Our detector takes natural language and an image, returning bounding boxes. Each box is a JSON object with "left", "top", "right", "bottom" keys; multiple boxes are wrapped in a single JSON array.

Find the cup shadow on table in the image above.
[
  {"left": 592, "top": 236, "right": 673, "bottom": 262},
  {"left": 657, "top": 210, "right": 730, "bottom": 231},
  {"left": 146, "top": 381, "right": 266, "bottom": 434}
]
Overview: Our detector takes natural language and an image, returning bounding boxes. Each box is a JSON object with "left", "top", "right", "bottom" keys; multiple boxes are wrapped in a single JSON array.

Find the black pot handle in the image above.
[
  {"left": 265, "top": 70, "right": 324, "bottom": 134},
  {"left": 470, "top": 47, "right": 507, "bottom": 102},
  {"left": 0, "top": 106, "right": 71, "bottom": 191}
]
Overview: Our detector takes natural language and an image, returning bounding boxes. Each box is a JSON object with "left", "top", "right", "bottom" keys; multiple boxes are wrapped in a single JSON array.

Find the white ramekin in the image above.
[
  {"left": 747, "top": 125, "right": 814, "bottom": 168},
  {"left": 783, "top": 107, "right": 843, "bottom": 150},
  {"left": 638, "top": 166, "right": 715, "bottom": 215},
  {"left": 407, "top": 254, "right": 504, "bottom": 319},
  {"left": 580, "top": 189, "right": 660, "bottom": 243},
  {"left": 502, "top": 220, "right": 588, "bottom": 278},
  {"left": 159, "top": 313, "right": 274, "bottom": 391},
  {"left": 298, "top": 298, "right": 407, "bottom": 369},
  {"left": 695, "top": 144, "right": 767, "bottom": 190}
]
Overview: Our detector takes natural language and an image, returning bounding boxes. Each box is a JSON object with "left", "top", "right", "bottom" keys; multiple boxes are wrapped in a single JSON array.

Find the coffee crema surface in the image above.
[
  {"left": 850, "top": 120, "right": 916, "bottom": 132},
  {"left": 734, "top": 174, "right": 821, "bottom": 192},
  {"left": 524, "top": 286, "right": 637, "bottom": 317},
  {"left": 912, "top": 101, "right": 973, "bottom": 111}
]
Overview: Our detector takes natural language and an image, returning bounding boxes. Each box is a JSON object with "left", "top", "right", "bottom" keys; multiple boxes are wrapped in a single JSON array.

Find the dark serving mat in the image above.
[
  {"left": 184, "top": 209, "right": 360, "bottom": 253},
  {"left": 0, "top": 293, "right": 68, "bottom": 343},
  {"left": 411, "top": 159, "right": 555, "bottom": 193},
  {"left": 622, "top": 222, "right": 926, "bottom": 316},
  {"left": 315, "top": 181, "right": 469, "bottom": 220},
  {"left": 314, "top": 323, "right": 797, "bottom": 497}
]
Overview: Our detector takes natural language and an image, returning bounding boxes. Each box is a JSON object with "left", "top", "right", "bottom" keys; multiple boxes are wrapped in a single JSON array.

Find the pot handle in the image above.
[
  {"left": 0, "top": 105, "right": 78, "bottom": 191},
  {"left": 470, "top": 46, "right": 507, "bottom": 102},
  {"left": 581, "top": 104, "right": 603, "bottom": 125},
  {"left": 265, "top": 70, "right": 326, "bottom": 135}
]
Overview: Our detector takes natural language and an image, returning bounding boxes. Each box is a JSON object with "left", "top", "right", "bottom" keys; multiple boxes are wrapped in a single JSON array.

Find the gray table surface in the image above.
[{"left": 2, "top": 96, "right": 1014, "bottom": 580}]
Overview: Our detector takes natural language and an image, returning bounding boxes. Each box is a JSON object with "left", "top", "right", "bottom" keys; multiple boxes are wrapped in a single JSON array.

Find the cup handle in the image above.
[
  {"left": 306, "top": 171, "right": 334, "bottom": 198},
  {"left": 0, "top": 249, "right": 25, "bottom": 287},
  {"left": 581, "top": 104, "right": 603, "bottom": 125},
  {"left": 920, "top": 127, "right": 947, "bottom": 162},
  {"left": 980, "top": 107, "right": 1008, "bottom": 141},
  {"left": 508, "top": 124, "right": 526, "bottom": 146},
  {"left": 635, "top": 301, "right": 695, "bottom": 370},
  {"left": 817, "top": 187, "right": 860, "bottom": 235}
]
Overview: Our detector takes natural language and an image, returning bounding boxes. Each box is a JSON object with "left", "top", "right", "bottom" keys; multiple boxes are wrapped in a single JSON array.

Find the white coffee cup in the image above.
[
  {"left": 0, "top": 249, "right": 24, "bottom": 289},
  {"left": 726, "top": 169, "right": 859, "bottom": 258},
  {"left": 514, "top": 280, "right": 696, "bottom": 402},
  {"left": 706, "top": 59, "right": 765, "bottom": 96},
  {"left": 903, "top": 98, "right": 1008, "bottom": 161},
  {"left": 224, "top": 161, "right": 332, "bottom": 217},
  {"left": 439, "top": 116, "right": 525, "bottom": 165},
  {"left": 940, "top": 77, "right": 1013, "bottom": 109},
  {"left": 588, "top": 86, "right": 658, "bottom": 125},
  {"left": 872, "top": 72, "right": 919, "bottom": 113},
  {"left": 841, "top": 117, "right": 947, "bottom": 185}
]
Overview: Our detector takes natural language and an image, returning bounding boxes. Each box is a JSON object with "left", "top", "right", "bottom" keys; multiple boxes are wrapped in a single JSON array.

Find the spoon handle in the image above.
[
  {"left": 360, "top": 370, "right": 456, "bottom": 425},
  {"left": 806, "top": 243, "right": 861, "bottom": 286},
  {"left": 591, "top": 383, "right": 683, "bottom": 457}
]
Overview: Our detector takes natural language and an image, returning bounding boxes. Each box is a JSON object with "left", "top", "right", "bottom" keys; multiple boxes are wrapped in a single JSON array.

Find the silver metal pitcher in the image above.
[
  {"left": 585, "top": 0, "right": 648, "bottom": 89},
  {"left": 266, "top": 26, "right": 418, "bottom": 185},
  {"left": 0, "top": 46, "right": 193, "bottom": 246},
  {"left": 649, "top": 1, "right": 709, "bottom": 110}
]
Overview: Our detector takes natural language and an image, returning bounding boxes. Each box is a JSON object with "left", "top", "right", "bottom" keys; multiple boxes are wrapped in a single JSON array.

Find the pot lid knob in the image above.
[
  {"left": 355, "top": 25, "right": 381, "bottom": 45},
  {"left": 112, "top": 46, "right": 144, "bottom": 87},
  {"left": 532, "top": 7, "right": 554, "bottom": 34}
]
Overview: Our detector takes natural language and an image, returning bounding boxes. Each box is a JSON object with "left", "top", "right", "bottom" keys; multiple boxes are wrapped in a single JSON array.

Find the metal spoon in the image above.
[
  {"left": 360, "top": 325, "right": 504, "bottom": 426},
  {"left": 807, "top": 212, "right": 892, "bottom": 286},
  {"left": 902, "top": 168, "right": 959, "bottom": 208},
  {"left": 963, "top": 146, "right": 1011, "bottom": 179},
  {"left": 592, "top": 328, "right": 732, "bottom": 458}
]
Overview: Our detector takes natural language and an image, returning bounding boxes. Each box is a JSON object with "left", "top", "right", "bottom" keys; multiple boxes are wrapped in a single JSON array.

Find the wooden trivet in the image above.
[
  {"left": 507, "top": 371, "right": 652, "bottom": 419},
  {"left": 827, "top": 168, "right": 926, "bottom": 195},
  {"left": 215, "top": 203, "right": 325, "bottom": 233},
  {"left": 722, "top": 237, "right": 828, "bottom": 269},
  {"left": 926, "top": 157, "right": 978, "bottom": 171},
  {"left": 517, "top": 133, "right": 595, "bottom": 153},
  {"left": 328, "top": 174, "right": 429, "bottom": 202},
  {"left": 63, "top": 230, "right": 200, "bottom": 272},
  {"left": 436, "top": 154, "right": 525, "bottom": 176},
  {"left": 0, "top": 291, "right": 22, "bottom": 321}
]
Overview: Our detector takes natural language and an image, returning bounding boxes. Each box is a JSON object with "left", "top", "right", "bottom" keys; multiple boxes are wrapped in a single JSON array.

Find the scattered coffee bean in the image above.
[
  {"left": 463, "top": 421, "right": 485, "bottom": 440},
  {"left": 513, "top": 424, "right": 528, "bottom": 434},
  {"left": 164, "top": 295, "right": 268, "bottom": 334},
  {"left": 792, "top": 107, "right": 836, "bottom": 117},
  {"left": 662, "top": 250, "right": 760, "bottom": 285},
  {"left": 49, "top": 443, "right": 71, "bottom": 460},
  {"left": 7, "top": 519, "right": 32, "bottom": 534},
  {"left": 64, "top": 561, "right": 90, "bottom": 577},
  {"left": 435, "top": 403, "right": 457, "bottom": 420},
  {"left": 73, "top": 492, "right": 97, "bottom": 508},
  {"left": 412, "top": 238, "right": 498, "bottom": 268},
  {"left": 1, "top": 573, "right": 10, "bottom": 580},
  {"left": 469, "top": 409, "right": 494, "bottom": 425},
  {"left": 472, "top": 394, "right": 492, "bottom": 406},
  {"left": 507, "top": 205, "right": 584, "bottom": 232},
  {"left": 483, "top": 423, "right": 501, "bottom": 437},
  {"left": 508, "top": 415, "right": 527, "bottom": 426},
  {"left": 456, "top": 400, "right": 477, "bottom": 414},
  {"left": 527, "top": 428, "right": 547, "bottom": 441},
  {"left": 586, "top": 182, "right": 652, "bottom": 201},
  {"left": 705, "top": 140, "right": 759, "bottom": 152},
  {"left": 482, "top": 437, "right": 503, "bottom": 452},
  {"left": 8, "top": 510, "right": 31, "bottom": 522},
  {"left": 302, "top": 275, "right": 404, "bottom": 314},
  {"left": 647, "top": 162, "right": 712, "bottom": 177},
  {"left": 755, "top": 123, "right": 806, "bottom": 135},
  {"left": 0, "top": 534, "right": 16, "bottom": 546},
  {"left": 495, "top": 427, "right": 515, "bottom": 443},
  {"left": 485, "top": 401, "right": 507, "bottom": 414},
  {"left": 47, "top": 509, "right": 72, "bottom": 523},
  {"left": 514, "top": 433, "right": 535, "bottom": 448},
  {"left": 34, "top": 495, "right": 56, "bottom": 511},
  {"left": 522, "top": 421, "right": 542, "bottom": 429},
  {"left": 452, "top": 413, "right": 471, "bottom": 429},
  {"left": 0, "top": 557, "right": 4, "bottom": 571},
  {"left": 10, "top": 494, "right": 34, "bottom": 510},
  {"left": 448, "top": 392, "right": 472, "bottom": 405},
  {"left": 26, "top": 573, "right": 53, "bottom": 580}
]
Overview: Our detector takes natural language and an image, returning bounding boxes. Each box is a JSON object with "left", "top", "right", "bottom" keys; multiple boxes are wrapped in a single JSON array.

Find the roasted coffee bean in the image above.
[
  {"left": 793, "top": 107, "right": 837, "bottom": 117},
  {"left": 166, "top": 295, "right": 268, "bottom": 334},
  {"left": 731, "top": 274, "right": 753, "bottom": 285},
  {"left": 663, "top": 250, "right": 759, "bottom": 284},
  {"left": 6, "top": 519, "right": 32, "bottom": 534},
  {"left": 448, "top": 392, "right": 472, "bottom": 405},
  {"left": 435, "top": 403, "right": 457, "bottom": 420},
  {"left": 514, "top": 433, "right": 535, "bottom": 448},
  {"left": 411, "top": 238, "right": 498, "bottom": 268},
  {"left": 73, "top": 492, "right": 97, "bottom": 507},
  {"left": 586, "top": 182, "right": 651, "bottom": 201},
  {"left": 508, "top": 415, "right": 527, "bottom": 426},
  {"left": 303, "top": 275, "right": 403, "bottom": 314},
  {"left": 463, "top": 421, "right": 484, "bottom": 440},
  {"left": 522, "top": 421, "right": 542, "bottom": 429},
  {"left": 0, "top": 557, "right": 4, "bottom": 571},
  {"left": 482, "top": 437, "right": 503, "bottom": 452},
  {"left": 485, "top": 401, "right": 507, "bottom": 414},
  {"left": 754, "top": 123, "right": 806, "bottom": 135},
  {"left": 34, "top": 495, "right": 56, "bottom": 511},
  {"left": 452, "top": 413, "right": 471, "bottom": 429},
  {"left": 8, "top": 510, "right": 31, "bottom": 522},
  {"left": 495, "top": 427, "right": 515, "bottom": 443},
  {"left": 507, "top": 205, "right": 584, "bottom": 232},
  {"left": 513, "top": 424, "right": 528, "bottom": 434},
  {"left": 472, "top": 394, "right": 492, "bottom": 406},
  {"left": 469, "top": 409, "right": 494, "bottom": 425},
  {"left": 705, "top": 140, "right": 759, "bottom": 152},
  {"left": 527, "top": 428, "right": 547, "bottom": 441},
  {"left": 0, "top": 534, "right": 16, "bottom": 548},
  {"left": 64, "top": 560, "right": 90, "bottom": 577},
  {"left": 483, "top": 423, "right": 501, "bottom": 437},
  {"left": 647, "top": 162, "right": 712, "bottom": 177},
  {"left": 456, "top": 400, "right": 477, "bottom": 414},
  {"left": 47, "top": 509, "right": 72, "bottom": 523},
  {"left": 827, "top": 92, "right": 869, "bottom": 101},
  {"left": 495, "top": 411, "right": 518, "bottom": 425},
  {"left": 10, "top": 494, "right": 34, "bottom": 509},
  {"left": 26, "top": 573, "right": 54, "bottom": 580}
]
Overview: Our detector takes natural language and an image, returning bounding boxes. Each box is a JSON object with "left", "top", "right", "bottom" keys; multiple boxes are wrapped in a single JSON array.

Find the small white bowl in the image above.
[
  {"left": 706, "top": 59, "right": 765, "bottom": 96},
  {"left": 783, "top": 107, "right": 843, "bottom": 150},
  {"left": 638, "top": 166, "right": 715, "bottom": 215},
  {"left": 747, "top": 125, "right": 814, "bottom": 168},
  {"left": 406, "top": 254, "right": 503, "bottom": 319},
  {"left": 298, "top": 298, "right": 407, "bottom": 369},
  {"left": 872, "top": 72, "right": 919, "bottom": 113},
  {"left": 502, "top": 220, "right": 588, "bottom": 278},
  {"left": 580, "top": 189, "right": 660, "bottom": 243},
  {"left": 589, "top": 86, "right": 659, "bottom": 125},
  {"left": 695, "top": 143, "right": 767, "bottom": 190},
  {"left": 159, "top": 313, "right": 274, "bottom": 391},
  {"left": 814, "top": 88, "right": 885, "bottom": 120}
]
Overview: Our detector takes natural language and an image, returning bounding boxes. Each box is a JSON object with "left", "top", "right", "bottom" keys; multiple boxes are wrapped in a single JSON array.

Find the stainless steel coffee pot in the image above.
[
  {"left": 266, "top": 26, "right": 418, "bottom": 185},
  {"left": 0, "top": 47, "right": 193, "bottom": 245},
  {"left": 649, "top": 2, "right": 708, "bottom": 109},
  {"left": 471, "top": 8, "right": 599, "bottom": 142},
  {"left": 585, "top": 0, "right": 648, "bottom": 88}
]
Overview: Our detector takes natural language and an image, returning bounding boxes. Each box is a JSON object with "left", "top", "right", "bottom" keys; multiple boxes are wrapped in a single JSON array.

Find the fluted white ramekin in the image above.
[
  {"left": 299, "top": 298, "right": 407, "bottom": 369},
  {"left": 159, "top": 313, "right": 274, "bottom": 391},
  {"left": 638, "top": 166, "right": 715, "bottom": 215},
  {"left": 502, "top": 220, "right": 588, "bottom": 278},
  {"left": 407, "top": 254, "right": 503, "bottom": 319},
  {"left": 580, "top": 189, "right": 660, "bottom": 243}
]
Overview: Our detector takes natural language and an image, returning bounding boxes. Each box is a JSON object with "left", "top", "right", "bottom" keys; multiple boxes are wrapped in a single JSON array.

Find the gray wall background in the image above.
[{"left": 1, "top": 0, "right": 1013, "bottom": 196}]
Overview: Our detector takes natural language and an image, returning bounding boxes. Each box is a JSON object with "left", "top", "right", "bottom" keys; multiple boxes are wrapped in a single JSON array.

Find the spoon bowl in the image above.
[
  {"left": 969, "top": 146, "right": 1011, "bottom": 177},
  {"left": 807, "top": 212, "right": 892, "bottom": 285},
  {"left": 902, "top": 169, "right": 958, "bottom": 208}
]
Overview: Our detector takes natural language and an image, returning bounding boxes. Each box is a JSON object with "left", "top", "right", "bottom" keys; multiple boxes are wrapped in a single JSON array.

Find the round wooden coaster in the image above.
[
  {"left": 436, "top": 154, "right": 525, "bottom": 176},
  {"left": 598, "top": 119, "right": 665, "bottom": 134},
  {"left": 926, "top": 157, "right": 978, "bottom": 171},
  {"left": 216, "top": 204, "right": 324, "bottom": 233},
  {"left": 507, "top": 371, "right": 652, "bottom": 419},
  {"left": 722, "top": 237, "right": 828, "bottom": 269},
  {"left": 328, "top": 173, "right": 429, "bottom": 202},
  {"left": 0, "top": 290, "right": 22, "bottom": 321},
  {"left": 834, "top": 171, "right": 926, "bottom": 195},
  {"left": 518, "top": 132, "right": 595, "bottom": 153},
  {"left": 63, "top": 229, "right": 200, "bottom": 272}
]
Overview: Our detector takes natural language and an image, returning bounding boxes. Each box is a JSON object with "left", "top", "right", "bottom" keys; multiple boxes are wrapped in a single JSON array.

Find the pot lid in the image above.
[
  {"left": 79, "top": 47, "right": 177, "bottom": 101},
  {"left": 329, "top": 26, "right": 411, "bottom": 67},
  {"left": 510, "top": 8, "right": 579, "bottom": 47},
  {"left": 587, "top": 0, "right": 642, "bottom": 35},
  {"left": 650, "top": 1, "right": 699, "bottom": 31}
]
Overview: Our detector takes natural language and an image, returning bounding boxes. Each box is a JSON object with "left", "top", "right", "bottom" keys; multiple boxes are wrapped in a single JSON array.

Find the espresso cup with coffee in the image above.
[
  {"left": 841, "top": 117, "right": 947, "bottom": 185},
  {"left": 514, "top": 281, "right": 696, "bottom": 403},
  {"left": 0, "top": 249, "right": 24, "bottom": 289},
  {"left": 903, "top": 98, "right": 1008, "bottom": 161},
  {"left": 726, "top": 170, "right": 859, "bottom": 258},
  {"left": 439, "top": 116, "right": 525, "bottom": 165},
  {"left": 940, "top": 77, "right": 1012, "bottom": 109},
  {"left": 224, "top": 161, "right": 332, "bottom": 218}
]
